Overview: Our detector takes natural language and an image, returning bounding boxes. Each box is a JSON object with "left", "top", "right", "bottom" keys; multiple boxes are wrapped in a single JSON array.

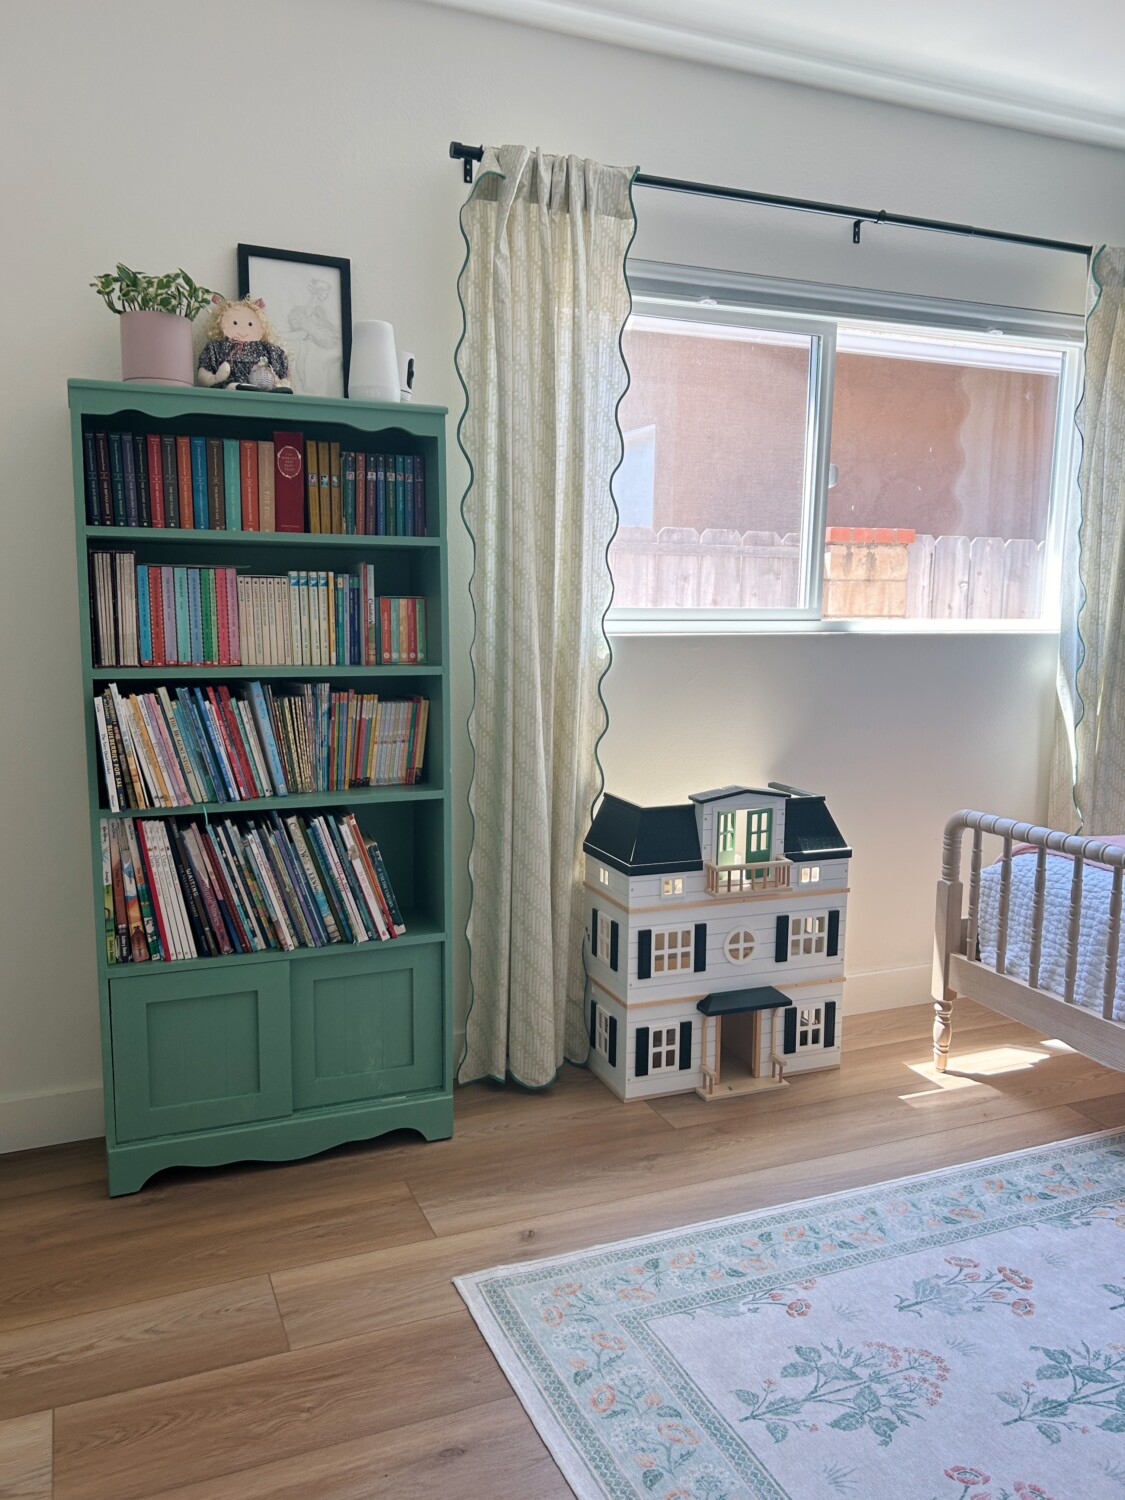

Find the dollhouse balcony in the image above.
[{"left": 705, "top": 859, "right": 792, "bottom": 898}]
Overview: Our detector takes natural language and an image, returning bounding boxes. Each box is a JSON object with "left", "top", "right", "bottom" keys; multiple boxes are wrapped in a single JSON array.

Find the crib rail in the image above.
[{"left": 941, "top": 812, "right": 1125, "bottom": 1018}]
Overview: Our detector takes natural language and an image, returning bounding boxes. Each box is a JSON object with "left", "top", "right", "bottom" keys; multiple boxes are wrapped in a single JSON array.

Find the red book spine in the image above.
[
  {"left": 176, "top": 437, "right": 194, "bottom": 529},
  {"left": 273, "top": 430, "right": 305, "bottom": 532},
  {"left": 216, "top": 572, "right": 230, "bottom": 665},
  {"left": 204, "top": 687, "right": 250, "bottom": 798},
  {"left": 136, "top": 822, "right": 171, "bottom": 961},
  {"left": 217, "top": 686, "right": 260, "bottom": 797},
  {"left": 240, "top": 440, "right": 259, "bottom": 531},
  {"left": 226, "top": 569, "right": 241, "bottom": 665},
  {"left": 379, "top": 597, "right": 392, "bottom": 664},
  {"left": 150, "top": 567, "right": 166, "bottom": 666},
  {"left": 146, "top": 435, "right": 165, "bottom": 527},
  {"left": 406, "top": 598, "right": 417, "bottom": 664}
]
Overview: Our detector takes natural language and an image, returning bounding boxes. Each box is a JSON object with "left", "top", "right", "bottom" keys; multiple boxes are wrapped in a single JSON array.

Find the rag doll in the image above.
[{"left": 196, "top": 294, "right": 292, "bottom": 391}]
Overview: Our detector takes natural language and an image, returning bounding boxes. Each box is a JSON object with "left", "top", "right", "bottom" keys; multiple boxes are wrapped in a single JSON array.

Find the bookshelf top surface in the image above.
[{"left": 68, "top": 379, "right": 448, "bottom": 423}]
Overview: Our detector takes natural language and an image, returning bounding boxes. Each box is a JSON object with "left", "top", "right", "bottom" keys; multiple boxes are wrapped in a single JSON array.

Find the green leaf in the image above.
[
  {"left": 766, "top": 1421, "right": 789, "bottom": 1444},
  {"left": 780, "top": 1362, "right": 814, "bottom": 1379},
  {"left": 1037, "top": 1365, "right": 1069, "bottom": 1380},
  {"left": 1115, "top": 1389, "right": 1125, "bottom": 1410},
  {"left": 829, "top": 1411, "right": 866, "bottom": 1432},
  {"left": 868, "top": 1415, "right": 898, "bottom": 1443},
  {"left": 642, "top": 1468, "right": 663, "bottom": 1490},
  {"left": 996, "top": 1392, "right": 1022, "bottom": 1407},
  {"left": 1032, "top": 1399, "right": 1071, "bottom": 1419},
  {"left": 794, "top": 1346, "right": 820, "bottom": 1364},
  {"left": 766, "top": 1398, "right": 803, "bottom": 1417},
  {"left": 853, "top": 1387, "right": 880, "bottom": 1415},
  {"left": 734, "top": 1389, "right": 759, "bottom": 1408},
  {"left": 1074, "top": 1366, "right": 1109, "bottom": 1384},
  {"left": 1040, "top": 1348, "right": 1072, "bottom": 1365},
  {"left": 1102, "top": 1414, "right": 1125, "bottom": 1433},
  {"left": 1036, "top": 1422, "right": 1063, "bottom": 1444},
  {"left": 654, "top": 1406, "right": 681, "bottom": 1419},
  {"left": 572, "top": 1367, "right": 593, "bottom": 1385}
]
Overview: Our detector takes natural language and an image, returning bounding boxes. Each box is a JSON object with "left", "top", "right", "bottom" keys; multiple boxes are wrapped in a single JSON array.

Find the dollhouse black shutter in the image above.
[
  {"left": 637, "top": 929, "right": 652, "bottom": 980},
  {"left": 635, "top": 1026, "right": 650, "bottom": 1077},
  {"left": 827, "top": 910, "right": 840, "bottom": 957},
  {"left": 608, "top": 1015, "right": 618, "bottom": 1066},
  {"left": 610, "top": 921, "right": 620, "bottom": 972},
  {"left": 693, "top": 923, "right": 707, "bottom": 972},
  {"left": 591, "top": 908, "right": 599, "bottom": 959},
  {"left": 824, "top": 1001, "right": 837, "bottom": 1048},
  {"left": 775, "top": 915, "right": 790, "bottom": 963},
  {"left": 588, "top": 999, "right": 597, "bottom": 1048},
  {"left": 783, "top": 1007, "right": 798, "bottom": 1054},
  {"left": 678, "top": 1020, "right": 693, "bottom": 1070}
]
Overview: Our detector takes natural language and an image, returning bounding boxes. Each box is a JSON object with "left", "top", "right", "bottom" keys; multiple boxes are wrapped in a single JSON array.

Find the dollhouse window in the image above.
[
  {"left": 599, "top": 866, "right": 610, "bottom": 886},
  {"left": 799, "top": 866, "right": 821, "bottom": 884},
  {"left": 724, "top": 928, "right": 756, "bottom": 963},
  {"left": 596, "top": 911, "right": 612, "bottom": 960},
  {"left": 717, "top": 811, "right": 737, "bottom": 863},
  {"left": 661, "top": 876, "right": 684, "bottom": 897},
  {"left": 653, "top": 928, "right": 693, "bottom": 974},
  {"left": 789, "top": 913, "right": 828, "bottom": 959},
  {"left": 596, "top": 1007, "right": 611, "bottom": 1058},
  {"left": 650, "top": 1025, "right": 677, "bottom": 1070},
  {"left": 798, "top": 1006, "right": 824, "bottom": 1048}
]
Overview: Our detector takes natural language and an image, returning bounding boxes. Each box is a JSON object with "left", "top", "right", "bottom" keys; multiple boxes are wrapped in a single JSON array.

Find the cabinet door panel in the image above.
[
  {"left": 109, "top": 963, "right": 292, "bottom": 1142},
  {"left": 291, "top": 944, "right": 443, "bottom": 1109}
]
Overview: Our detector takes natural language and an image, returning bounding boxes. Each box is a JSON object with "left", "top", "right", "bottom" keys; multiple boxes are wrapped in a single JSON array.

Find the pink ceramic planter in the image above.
[{"left": 119, "top": 310, "right": 195, "bottom": 386}]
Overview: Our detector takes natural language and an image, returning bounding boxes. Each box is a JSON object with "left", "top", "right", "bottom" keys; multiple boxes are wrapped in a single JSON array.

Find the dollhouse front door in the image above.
[{"left": 745, "top": 809, "right": 772, "bottom": 863}]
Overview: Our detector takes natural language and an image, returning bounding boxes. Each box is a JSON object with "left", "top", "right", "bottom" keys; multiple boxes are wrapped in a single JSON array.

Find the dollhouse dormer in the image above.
[{"left": 689, "top": 786, "right": 789, "bottom": 897}]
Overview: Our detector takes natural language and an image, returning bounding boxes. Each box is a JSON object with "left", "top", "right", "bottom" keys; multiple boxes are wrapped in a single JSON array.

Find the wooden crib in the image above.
[{"left": 933, "top": 811, "right": 1125, "bottom": 1072}]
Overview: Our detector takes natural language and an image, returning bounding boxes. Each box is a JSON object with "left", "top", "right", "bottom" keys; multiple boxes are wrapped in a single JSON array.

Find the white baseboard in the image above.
[
  {"left": 0, "top": 1086, "right": 103, "bottom": 1155},
  {"left": 844, "top": 964, "right": 932, "bottom": 1015}
]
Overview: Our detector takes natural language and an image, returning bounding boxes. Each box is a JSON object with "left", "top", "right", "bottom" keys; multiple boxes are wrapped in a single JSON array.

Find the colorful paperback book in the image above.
[
  {"left": 190, "top": 436, "right": 209, "bottom": 528},
  {"left": 206, "top": 437, "right": 225, "bottom": 529},
  {"left": 223, "top": 438, "right": 242, "bottom": 531}
]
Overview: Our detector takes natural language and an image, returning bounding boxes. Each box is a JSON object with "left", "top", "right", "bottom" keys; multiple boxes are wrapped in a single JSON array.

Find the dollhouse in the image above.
[{"left": 582, "top": 783, "right": 851, "bottom": 1102}]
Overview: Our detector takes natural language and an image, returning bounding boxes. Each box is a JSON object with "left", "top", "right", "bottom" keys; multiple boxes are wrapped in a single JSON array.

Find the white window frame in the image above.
[
  {"left": 650, "top": 1024, "right": 678, "bottom": 1071},
  {"left": 609, "top": 261, "right": 1083, "bottom": 638},
  {"left": 653, "top": 927, "right": 694, "bottom": 975},
  {"left": 596, "top": 910, "right": 612, "bottom": 961},
  {"left": 598, "top": 866, "right": 610, "bottom": 886},
  {"left": 596, "top": 1006, "right": 611, "bottom": 1059},
  {"left": 789, "top": 912, "right": 828, "bottom": 961},
  {"left": 725, "top": 928, "right": 756, "bottom": 964},
  {"left": 661, "top": 876, "right": 684, "bottom": 898},
  {"left": 797, "top": 1005, "right": 824, "bottom": 1049},
  {"left": 799, "top": 866, "right": 821, "bottom": 885}
]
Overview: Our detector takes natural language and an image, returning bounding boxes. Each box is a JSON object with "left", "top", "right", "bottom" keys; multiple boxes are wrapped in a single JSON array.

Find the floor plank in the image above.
[
  {"left": 136, "top": 1397, "right": 569, "bottom": 1500},
  {"left": 52, "top": 1312, "right": 507, "bottom": 1500},
  {"left": 0, "top": 999, "right": 1121, "bottom": 1500},
  {"left": 0, "top": 1411, "right": 51, "bottom": 1500},
  {"left": 0, "top": 1276, "right": 287, "bottom": 1420}
]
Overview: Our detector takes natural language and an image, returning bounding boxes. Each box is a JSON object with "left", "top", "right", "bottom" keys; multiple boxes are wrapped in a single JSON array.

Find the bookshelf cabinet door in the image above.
[
  {"left": 109, "top": 963, "right": 292, "bottom": 1143},
  {"left": 291, "top": 944, "right": 443, "bottom": 1109}
]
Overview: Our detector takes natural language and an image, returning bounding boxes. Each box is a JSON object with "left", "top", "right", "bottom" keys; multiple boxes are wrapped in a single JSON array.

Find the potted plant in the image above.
[{"left": 90, "top": 264, "right": 213, "bottom": 386}]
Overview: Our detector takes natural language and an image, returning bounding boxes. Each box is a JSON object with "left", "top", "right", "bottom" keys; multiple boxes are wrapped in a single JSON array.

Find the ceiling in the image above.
[{"left": 425, "top": 0, "right": 1125, "bottom": 148}]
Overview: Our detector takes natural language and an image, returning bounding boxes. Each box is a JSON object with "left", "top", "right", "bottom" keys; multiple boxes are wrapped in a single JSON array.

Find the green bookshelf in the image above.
[{"left": 69, "top": 379, "right": 454, "bottom": 1195}]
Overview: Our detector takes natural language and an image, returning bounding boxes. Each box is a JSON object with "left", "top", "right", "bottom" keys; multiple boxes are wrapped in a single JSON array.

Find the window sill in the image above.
[{"left": 605, "top": 613, "right": 1061, "bottom": 638}]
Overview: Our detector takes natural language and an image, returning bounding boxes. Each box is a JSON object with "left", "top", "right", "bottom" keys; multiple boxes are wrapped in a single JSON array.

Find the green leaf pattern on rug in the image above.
[
  {"left": 997, "top": 1344, "right": 1125, "bottom": 1442},
  {"left": 896, "top": 1256, "right": 1036, "bottom": 1317},
  {"left": 734, "top": 1339, "right": 949, "bottom": 1448}
]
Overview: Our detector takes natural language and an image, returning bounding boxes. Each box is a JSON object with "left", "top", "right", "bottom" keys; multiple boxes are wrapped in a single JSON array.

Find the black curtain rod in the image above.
[{"left": 448, "top": 142, "right": 1091, "bottom": 257}]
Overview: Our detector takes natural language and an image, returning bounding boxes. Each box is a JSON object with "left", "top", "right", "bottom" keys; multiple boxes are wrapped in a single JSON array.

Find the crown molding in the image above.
[{"left": 422, "top": 0, "right": 1125, "bottom": 150}]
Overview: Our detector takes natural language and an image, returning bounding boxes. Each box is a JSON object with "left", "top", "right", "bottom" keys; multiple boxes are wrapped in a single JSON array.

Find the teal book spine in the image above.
[
  {"left": 188, "top": 568, "right": 204, "bottom": 665},
  {"left": 137, "top": 565, "right": 153, "bottom": 666},
  {"left": 173, "top": 566, "right": 191, "bottom": 663},
  {"left": 223, "top": 438, "right": 242, "bottom": 531},
  {"left": 395, "top": 456, "right": 405, "bottom": 536},
  {"left": 190, "top": 436, "right": 209, "bottom": 528},
  {"left": 343, "top": 451, "right": 355, "bottom": 534}
]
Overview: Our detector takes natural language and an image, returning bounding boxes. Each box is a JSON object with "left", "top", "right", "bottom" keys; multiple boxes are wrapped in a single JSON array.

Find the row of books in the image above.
[
  {"left": 83, "top": 429, "right": 427, "bottom": 536},
  {"left": 102, "top": 810, "right": 406, "bottom": 964},
  {"left": 96, "top": 682, "right": 429, "bottom": 811},
  {"left": 89, "top": 553, "right": 427, "bottom": 668}
]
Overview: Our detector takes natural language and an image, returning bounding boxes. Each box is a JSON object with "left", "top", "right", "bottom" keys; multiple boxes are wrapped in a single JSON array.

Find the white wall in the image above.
[{"left": 2, "top": 0, "right": 1123, "bottom": 1150}]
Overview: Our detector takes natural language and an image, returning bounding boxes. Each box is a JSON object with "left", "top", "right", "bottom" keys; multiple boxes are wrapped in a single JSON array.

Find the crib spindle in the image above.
[
  {"left": 1028, "top": 846, "right": 1048, "bottom": 991},
  {"left": 966, "top": 829, "right": 983, "bottom": 961},
  {"left": 995, "top": 835, "right": 1013, "bottom": 975},
  {"left": 1064, "top": 856, "right": 1084, "bottom": 1003},
  {"left": 1105, "top": 865, "right": 1123, "bottom": 1020}
]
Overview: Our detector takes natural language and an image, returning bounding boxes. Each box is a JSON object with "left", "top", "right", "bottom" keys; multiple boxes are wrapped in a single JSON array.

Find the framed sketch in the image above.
[{"left": 237, "top": 244, "right": 352, "bottom": 398}]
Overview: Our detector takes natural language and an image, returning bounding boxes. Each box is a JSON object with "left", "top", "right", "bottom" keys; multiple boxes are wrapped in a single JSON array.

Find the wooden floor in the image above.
[{"left": 4, "top": 998, "right": 1125, "bottom": 1500}]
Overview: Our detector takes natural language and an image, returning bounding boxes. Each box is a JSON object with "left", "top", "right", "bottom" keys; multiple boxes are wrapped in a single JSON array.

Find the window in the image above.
[
  {"left": 609, "top": 266, "right": 1081, "bottom": 632},
  {"left": 799, "top": 866, "right": 821, "bottom": 885},
  {"left": 653, "top": 928, "right": 693, "bottom": 974},
  {"left": 717, "top": 811, "right": 737, "bottom": 863},
  {"left": 661, "top": 876, "right": 684, "bottom": 897},
  {"left": 798, "top": 1006, "right": 823, "bottom": 1048},
  {"left": 725, "top": 928, "right": 756, "bottom": 963},
  {"left": 596, "top": 1006, "right": 611, "bottom": 1058},
  {"left": 596, "top": 911, "right": 612, "bottom": 961},
  {"left": 599, "top": 866, "right": 610, "bottom": 886},
  {"left": 650, "top": 1025, "right": 677, "bottom": 1070},
  {"left": 790, "top": 913, "right": 828, "bottom": 960}
]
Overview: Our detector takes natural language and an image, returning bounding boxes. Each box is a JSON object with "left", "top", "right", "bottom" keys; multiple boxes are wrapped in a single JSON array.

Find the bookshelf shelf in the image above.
[{"left": 70, "top": 381, "right": 454, "bottom": 1195}]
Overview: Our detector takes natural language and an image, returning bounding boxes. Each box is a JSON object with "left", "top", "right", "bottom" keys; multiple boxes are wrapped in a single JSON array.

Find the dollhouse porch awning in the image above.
[{"left": 696, "top": 987, "right": 794, "bottom": 1016}]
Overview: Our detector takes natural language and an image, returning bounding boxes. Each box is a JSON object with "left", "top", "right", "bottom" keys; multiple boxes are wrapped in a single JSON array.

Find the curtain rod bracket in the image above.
[
  {"left": 450, "top": 141, "right": 484, "bottom": 184},
  {"left": 853, "top": 210, "right": 888, "bottom": 246}
]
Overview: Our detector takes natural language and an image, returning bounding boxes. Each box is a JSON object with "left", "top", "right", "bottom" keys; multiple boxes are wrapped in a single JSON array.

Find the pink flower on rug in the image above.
[
  {"left": 983, "top": 1178, "right": 1006, "bottom": 1191},
  {"left": 552, "top": 1282, "right": 582, "bottom": 1297},
  {"left": 1013, "top": 1483, "right": 1054, "bottom": 1500},
  {"left": 950, "top": 1208, "right": 984, "bottom": 1220},
  {"left": 786, "top": 1299, "right": 812, "bottom": 1317},
  {"left": 798, "top": 1279, "right": 817, "bottom": 1289},
  {"left": 617, "top": 1288, "right": 656, "bottom": 1302},
  {"left": 590, "top": 1384, "right": 616, "bottom": 1413},
  {"left": 658, "top": 1422, "right": 699, "bottom": 1446},
  {"left": 670, "top": 1251, "right": 696, "bottom": 1269},
  {"left": 592, "top": 1332, "right": 626, "bottom": 1351},
  {"left": 708, "top": 1269, "right": 725, "bottom": 1280},
  {"left": 664, "top": 1490, "right": 693, "bottom": 1500},
  {"left": 644, "top": 1392, "right": 662, "bottom": 1407},
  {"left": 964, "top": 1272, "right": 982, "bottom": 1281},
  {"left": 1011, "top": 1299, "right": 1035, "bottom": 1316},
  {"left": 542, "top": 1305, "right": 563, "bottom": 1327},
  {"left": 946, "top": 1257, "right": 980, "bottom": 1268},
  {"left": 944, "top": 1467, "right": 991, "bottom": 1486},
  {"left": 783, "top": 1225, "right": 806, "bottom": 1241},
  {"left": 888, "top": 1201, "right": 910, "bottom": 1214},
  {"left": 769, "top": 1291, "right": 786, "bottom": 1301},
  {"left": 998, "top": 1267, "right": 1032, "bottom": 1289},
  {"left": 568, "top": 1358, "right": 587, "bottom": 1369},
  {"left": 635, "top": 1453, "right": 656, "bottom": 1469}
]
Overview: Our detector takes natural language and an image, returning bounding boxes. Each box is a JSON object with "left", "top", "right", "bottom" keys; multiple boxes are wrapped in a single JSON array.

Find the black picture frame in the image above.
[{"left": 237, "top": 244, "right": 352, "bottom": 398}]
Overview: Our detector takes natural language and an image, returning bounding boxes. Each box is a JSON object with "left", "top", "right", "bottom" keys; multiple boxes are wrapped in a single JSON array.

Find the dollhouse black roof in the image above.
[
  {"left": 689, "top": 785, "right": 779, "bottom": 804},
  {"left": 696, "top": 986, "right": 793, "bottom": 1016},
  {"left": 583, "top": 794, "right": 702, "bottom": 876},
  {"left": 777, "top": 790, "right": 853, "bottom": 862}
]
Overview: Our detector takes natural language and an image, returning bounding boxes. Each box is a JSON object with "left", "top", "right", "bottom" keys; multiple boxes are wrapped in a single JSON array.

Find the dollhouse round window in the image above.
[{"left": 725, "top": 929, "right": 756, "bottom": 963}]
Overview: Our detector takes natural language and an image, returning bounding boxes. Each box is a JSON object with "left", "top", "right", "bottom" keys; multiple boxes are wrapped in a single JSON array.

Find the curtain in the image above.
[
  {"left": 456, "top": 145, "right": 636, "bottom": 1087},
  {"left": 1049, "top": 247, "right": 1125, "bottom": 833}
]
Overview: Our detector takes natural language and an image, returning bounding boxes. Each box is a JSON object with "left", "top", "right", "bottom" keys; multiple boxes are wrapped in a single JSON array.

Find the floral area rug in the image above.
[{"left": 454, "top": 1130, "right": 1125, "bottom": 1499}]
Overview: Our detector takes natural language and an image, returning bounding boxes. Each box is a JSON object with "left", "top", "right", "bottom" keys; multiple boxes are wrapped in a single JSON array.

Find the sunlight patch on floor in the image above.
[{"left": 898, "top": 1045, "right": 1052, "bottom": 1100}]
